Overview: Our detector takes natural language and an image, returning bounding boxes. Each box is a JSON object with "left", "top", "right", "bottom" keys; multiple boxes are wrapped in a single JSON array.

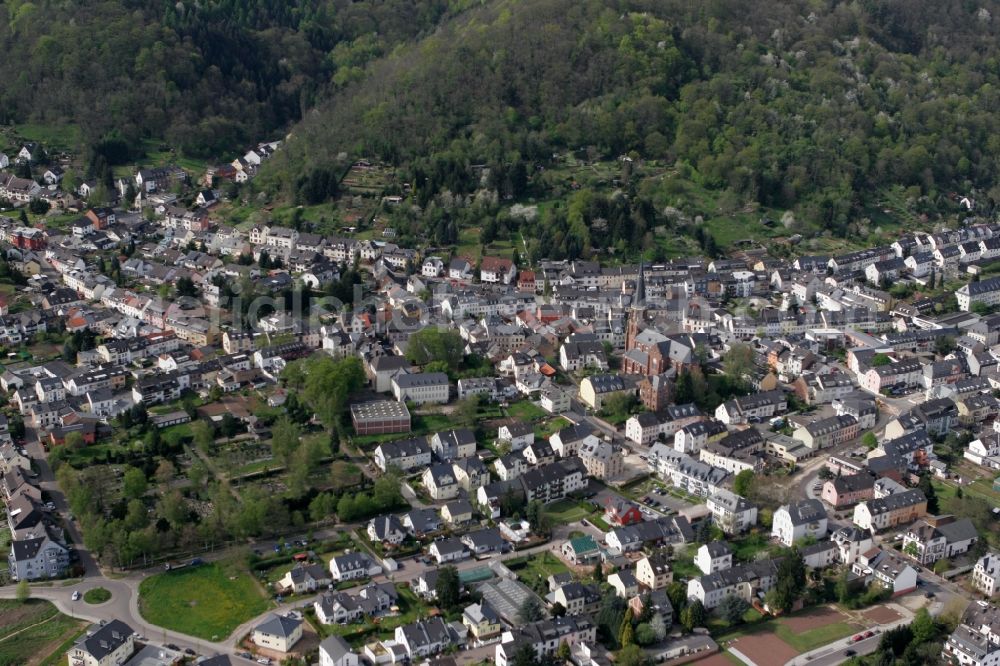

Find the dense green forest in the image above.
[
  {"left": 256, "top": 0, "right": 1000, "bottom": 255},
  {"left": 0, "top": 0, "right": 466, "bottom": 158},
  {"left": 8, "top": 0, "right": 1000, "bottom": 257}
]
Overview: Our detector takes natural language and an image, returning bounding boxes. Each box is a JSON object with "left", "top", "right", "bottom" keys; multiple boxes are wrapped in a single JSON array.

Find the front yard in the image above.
[
  {"left": 138, "top": 560, "right": 271, "bottom": 640},
  {"left": 545, "top": 498, "right": 593, "bottom": 523}
]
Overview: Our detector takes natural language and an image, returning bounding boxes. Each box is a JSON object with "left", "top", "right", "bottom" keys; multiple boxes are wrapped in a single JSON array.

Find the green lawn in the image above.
[
  {"left": 0, "top": 599, "right": 84, "bottom": 666},
  {"left": 774, "top": 620, "right": 859, "bottom": 652},
  {"left": 730, "top": 533, "right": 779, "bottom": 563},
  {"left": 138, "top": 560, "right": 271, "bottom": 640},
  {"left": 545, "top": 499, "right": 592, "bottom": 523},
  {"left": 670, "top": 556, "right": 702, "bottom": 582},
  {"left": 14, "top": 123, "right": 82, "bottom": 151},
  {"left": 535, "top": 416, "right": 571, "bottom": 440},
  {"left": 506, "top": 401, "right": 547, "bottom": 421},
  {"left": 509, "top": 552, "right": 570, "bottom": 587},
  {"left": 83, "top": 587, "right": 111, "bottom": 604},
  {"left": 714, "top": 610, "right": 859, "bottom": 654}
]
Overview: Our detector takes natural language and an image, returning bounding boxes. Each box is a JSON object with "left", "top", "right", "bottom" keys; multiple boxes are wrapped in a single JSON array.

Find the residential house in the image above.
[
  {"left": 853, "top": 489, "right": 928, "bottom": 532},
  {"left": 608, "top": 570, "right": 640, "bottom": 599},
  {"left": 695, "top": 543, "right": 733, "bottom": 575},
  {"left": 253, "top": 614, "right": 304, "bottom": 653},
  {"left": 422, "top": 464, "right": 459, "bottom": 501},
  {"left": 772, "top": 499, "right": 828, "bottom": 546},
  {"left": 973, "top": 553, "right": 1000, "bottom": 597},
  {"left": 686, "top": 560, "right": 781, "bottom": 609},
  {"left": 441, "top": 499, "right": 474, "bottom": 525},
  {"left": 707, "top": 489, "right": 758, "bottom": 535},
  {"left": 792, "top": 415, "right": 859, "bottom": 450},
  {"left": 851, "top": 548, "right": 917, "bottom": 595},
  {"left": 497, "top": 422, "right": 534, "bottom": 451},
  {"left": 604, "top": 498, "right": 643, "bottom": 527},
  {"left": 319, "top": 636, "right": 359, "bottom": 666},
  {"left": 901, "top": 515, "right": 979, "bottom": 565},
  {"left": 277, "top": 563, "right": 332, "bottom": 595},
  {"left": 68, "top": 620, "right": 136, "bottom": 666},
  {"left": 395, "top": 617, "right": 457, "bottom": 658},
  {"left": 429, "top": 537, "right": 468, "bottom": 564},
  {"left": 579, "top": 374, "right": 634, "bottom": 411},
  {"left": 7, "top": 529, "right": 69, "bottom": 581},
  {"left": 821, "top": 473, "right": 875, "bottom": 509},
  {"left": 329, "top": 552, "right": 382, "bottom": 582},
  {"left": 373, "top": 437, "right": 431, "bottom": 472},
  {"left": 561, "top": 535, "right": 600, "bottom": 565},
  {"left": 635, "top": 552, "right": 673, "bottom": 590},
  {"left": 368, "top": 515, "right": 406, "bottom": 546},
  {"left": 392, "top": 372, "right": 450, "bottom": 405},
  {"left": 463, "top": 602, "right": 502, "bottom": 642},
  {"left": 461, "top": 528, "right": 505, "bottom": 557}
]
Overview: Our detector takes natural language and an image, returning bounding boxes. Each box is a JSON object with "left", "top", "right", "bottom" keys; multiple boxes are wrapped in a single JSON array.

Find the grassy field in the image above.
[
  {"left": 13, "top": 124, "right": 82, "bottom": 152},
  {"left": 83, "top": 587, "right": 111, "bottom": 604},
  {"left": 545, "top": 498, "right": 592, "bottom": 523},
  {"left": 505, "top": 400, "right": 547, "bottom": 422},
  {"left": 714, "top": 608, "right": 857, "bottom": 653},
  {"left": 534, "top": 416, "right": 572, "bottom": 440},
  {"left": 138, "top": 560, "right": 271, "bottom": 640},
  {"left": 509, "top": 552, "right": 570, "bottom": 587},
  {"left": 773, "top": 620, "right": 858, "bottom": 652},
  {"left": 0, "top": 599, "right": 84, "bottom": 666}
]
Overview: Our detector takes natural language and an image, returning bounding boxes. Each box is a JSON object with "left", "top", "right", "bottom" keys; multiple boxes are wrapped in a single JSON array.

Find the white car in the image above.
[
  {"left": 71, "top": 591, "right": 80, "bottom": 601},
  {"left": 256, "top": 659, "right": 271, "bottom": 665}
]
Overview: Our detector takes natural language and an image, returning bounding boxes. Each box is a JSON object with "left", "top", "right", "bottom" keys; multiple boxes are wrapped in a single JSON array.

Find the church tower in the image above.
[{"left": 626, "top": 263, "right": 647, "bottom": 350}]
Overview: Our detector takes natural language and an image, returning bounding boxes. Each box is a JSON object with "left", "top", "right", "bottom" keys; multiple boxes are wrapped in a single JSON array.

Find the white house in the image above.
[
  {"left": 695, "top": 542, "right": 733, "bottom": 575},
  {"left": 771, "top": 499, "right": 828, "bottom": 546},
  {"left": 329, "top": 552, "right": 382, "bottom": 581},
  {"left": 67, "top": 620, "right": 136, "bottom": 666},
  {"left": 392, "top": 372, "right": 450, "bottom": 405},
  {"left": 974, "top": 553, "right": 1000, "bottom": 597},
  {"left": 253, "top": 614, "right": 303, "bottom": 653},
  {"left": 319, "top": 636, "right": 359, "bottom": 666}
]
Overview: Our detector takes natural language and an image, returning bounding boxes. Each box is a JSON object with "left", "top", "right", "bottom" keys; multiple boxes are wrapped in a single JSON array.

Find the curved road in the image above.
[{"left": 0, "top": 518, "right": 571, "bottom": 663}]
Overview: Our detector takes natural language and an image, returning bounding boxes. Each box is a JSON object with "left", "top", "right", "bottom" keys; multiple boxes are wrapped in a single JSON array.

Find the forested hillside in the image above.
[
  {"left": 0, "top": 0, "right": 464, "bottom": 158},
  {"left": 258, "top": 0, "right": 1000, "bottom": 255}
]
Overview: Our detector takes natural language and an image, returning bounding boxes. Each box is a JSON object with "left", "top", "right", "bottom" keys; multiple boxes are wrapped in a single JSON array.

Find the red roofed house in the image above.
[
  {"left": 480, "top": 256, "right": 516, "bottom": 285},
  {"left": 10, "top": 227, "right": 46, "bottom": 251},
  {"left": 517, "top": 270, "right": 537, "bottom": 293},
  {"left": 605, "top": 498, "right": 643, "bottom": 526}
]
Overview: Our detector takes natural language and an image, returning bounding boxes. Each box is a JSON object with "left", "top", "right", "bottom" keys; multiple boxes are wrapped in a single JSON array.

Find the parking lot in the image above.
[{"left": 596, "top": 482, "right": 694, "bottom": 522}]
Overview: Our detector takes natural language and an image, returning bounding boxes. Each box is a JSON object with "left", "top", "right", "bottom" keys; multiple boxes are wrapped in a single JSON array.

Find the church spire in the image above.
[{"left": 634, "top": 262, "right": 646, "bottom": 309}]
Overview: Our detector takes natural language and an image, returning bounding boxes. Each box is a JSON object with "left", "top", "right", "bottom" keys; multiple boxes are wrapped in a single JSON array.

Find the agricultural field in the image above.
[{"left": 0, "top": 599, "right": 85, "bottom": 666}]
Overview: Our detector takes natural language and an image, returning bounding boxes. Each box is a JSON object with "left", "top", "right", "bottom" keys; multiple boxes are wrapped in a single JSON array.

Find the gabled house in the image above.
[
  {"left": 368, "top": 515, "right": 406, "bottom": 545},
  {"left": 422, "top": 463, "right": 459, "bottom": 500},
  {"left": 901, "top": 515, "right": 978, "bottom": 565},
  {"left": 772, "top": 499, "right": 828, "bottom": 546},
  {"left": 329, "top": 552, "right": 382, "bottom": 581}
]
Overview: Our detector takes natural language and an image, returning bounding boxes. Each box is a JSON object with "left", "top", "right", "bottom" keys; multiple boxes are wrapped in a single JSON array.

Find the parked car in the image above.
[
  {"left": 863, "top": 631, "right": 874, "bottom": 638},
  {"left": 851, "top": 634, "right": 864, "bottom": 643},
  {"left": 844, "top": 650, "right": 856, "bottom": 657},
  {"left": 71, "top": 591, "right": 80, "bottom": 601}
]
